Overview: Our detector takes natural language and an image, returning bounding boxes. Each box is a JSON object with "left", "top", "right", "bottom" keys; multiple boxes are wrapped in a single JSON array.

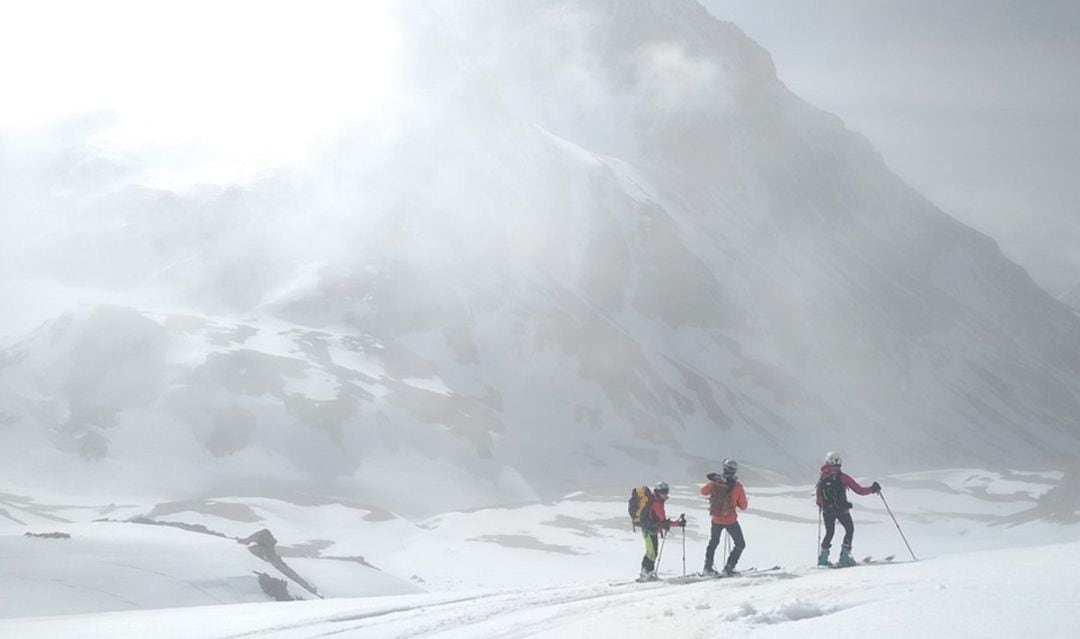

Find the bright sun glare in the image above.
[{"left": 0, "top": 0, "right": 400, "bottom": 183}]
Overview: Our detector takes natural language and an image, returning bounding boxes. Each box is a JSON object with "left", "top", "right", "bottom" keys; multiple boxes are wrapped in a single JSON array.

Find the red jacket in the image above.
[
  {"left": 641, "top": 496, "right": 680, "bottom": 535},
  {"left": 815, "top": 464, "right": 873, "bottom": 514}
]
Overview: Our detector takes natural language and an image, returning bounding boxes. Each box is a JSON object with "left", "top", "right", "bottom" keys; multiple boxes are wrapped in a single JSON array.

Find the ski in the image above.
[
  {"left": 670, "top": 564, "right": 784, "bottom": 584},
  {"left": 826, "top": 554, "right": 896, "bottom": 569},
  {"left": 859, "top": 554, "right": 895, "bottom": 565},
  {"left": 714, "top": 564, "right": 783, "bottom": 579},
  {"left": 617, "top": 564, "right": 785, "bottom": 587}
]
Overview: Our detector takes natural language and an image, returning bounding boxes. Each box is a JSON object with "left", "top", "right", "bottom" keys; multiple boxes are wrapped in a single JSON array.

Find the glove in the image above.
[
  {"left": 674, "top": 514, "right": 686, "bottom": 528},
  {"left": 706, "top": 472, "right": 720, "bottom": 482},
  {"left": 871, "top": 481, "right": 881, "bottom": 494}
]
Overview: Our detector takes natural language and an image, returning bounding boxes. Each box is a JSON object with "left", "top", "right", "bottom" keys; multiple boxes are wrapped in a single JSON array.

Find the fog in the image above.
[
  {"left": 702, "top": 0, "right": 1080, "bottom": 294},
  {"left": 1, "top": 0, "right": 1078, "bottom": 512}
]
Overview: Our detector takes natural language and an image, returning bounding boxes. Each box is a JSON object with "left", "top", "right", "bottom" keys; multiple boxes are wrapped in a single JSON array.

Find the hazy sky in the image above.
[
  {"left": 2, "top": 1, "right": 1077, "bottom": 294},
  {"left": 702, "top": 0, "right": 1080, "bottom": 294},
  {"left": 0, "top": 1, "right": 398, "bottom": 186}
]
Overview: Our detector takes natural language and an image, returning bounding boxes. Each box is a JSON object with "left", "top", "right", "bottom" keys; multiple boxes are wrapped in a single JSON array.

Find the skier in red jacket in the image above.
[
  {"left": 638, "top": 481, "right": 685, "bottom": 581},
  {"left": 816, "top": 451, "right": 881, "bottom": 567}
]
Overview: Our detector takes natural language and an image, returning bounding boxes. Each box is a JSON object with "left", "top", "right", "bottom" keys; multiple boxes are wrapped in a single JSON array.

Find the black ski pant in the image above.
[
  {"left": 704, "top": 520, "right": 745, "bottom": 569},
  {"left": 821, "top": 511, "right": 854, "bottom": 549}
]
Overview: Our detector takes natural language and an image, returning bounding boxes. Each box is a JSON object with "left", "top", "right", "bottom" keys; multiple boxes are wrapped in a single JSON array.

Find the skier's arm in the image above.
[
  {"left": 734, "top": 483, "right": 748, "bottom": 510},
  {"left": 841, "top": 472, "right": 874, "bottom": 496},
  {"left": 700, "top": 482, "right": 712, "bottom": 496},
  {"left": 654, "top": 500, "right": 671, "bottom": 531}
]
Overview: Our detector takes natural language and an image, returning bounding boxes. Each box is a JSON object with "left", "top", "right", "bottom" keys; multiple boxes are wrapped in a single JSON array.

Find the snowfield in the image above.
[
  {"left": 3, "top": 541, "right": 1078, "bottom": 638},
  {"left": 2, "top": 469, "right": 1078, "bottom": 637}
]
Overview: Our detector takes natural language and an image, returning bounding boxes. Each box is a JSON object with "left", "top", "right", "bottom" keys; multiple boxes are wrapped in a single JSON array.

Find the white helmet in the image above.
[
  {"left": 825, "top": 451, "right": 842, "bottom": 466},
  {"left": 722, "top": 458, "right": 738, "bottom": 475},
  {"left": 653, "top": 481, "right": 670, "bottom": 494}
]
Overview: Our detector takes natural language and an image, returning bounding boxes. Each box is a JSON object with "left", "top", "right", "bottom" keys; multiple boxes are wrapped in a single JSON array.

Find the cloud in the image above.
[
  {"left": 0, "top": 0, "right": 401, "bottom": 184},
  {"left": 635, "top": 41, "right": 725, "bottom": 113}
]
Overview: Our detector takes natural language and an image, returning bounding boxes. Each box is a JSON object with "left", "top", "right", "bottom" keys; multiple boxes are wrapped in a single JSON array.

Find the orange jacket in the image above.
[{"left": 700, "top": 480, "right": 748, "bottom": 525}]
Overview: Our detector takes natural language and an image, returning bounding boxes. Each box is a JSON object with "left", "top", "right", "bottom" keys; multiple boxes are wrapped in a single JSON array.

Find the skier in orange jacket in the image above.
[{"left": 700, "top": 458, "right": 748, "bottom": 576}]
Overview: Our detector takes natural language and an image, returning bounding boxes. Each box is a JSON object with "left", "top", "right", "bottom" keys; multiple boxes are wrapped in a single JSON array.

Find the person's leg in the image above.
[
  {"left": 819, "top": 513, "right": 837, "bottom": 565},
  {"left": 840, "top": 512, "right": 855, "bottom": 548},
  {"left": 723, "top": 521, "right": 746, "bottom": 573},
  {"left": 838, "top": 513, "right": 856, "bottom": 565},
  {"left": 704, "top": 522, "right": 722, "bottom": 570},
  {"left": 822, "top": 513, "right": 837, "bottom": 549},
  {"left": 642, "top": 532, "right": 657, "bottom": 574}
]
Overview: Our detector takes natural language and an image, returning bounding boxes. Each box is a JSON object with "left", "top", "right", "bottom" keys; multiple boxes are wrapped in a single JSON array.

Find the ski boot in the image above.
[
  {"left": 721, "top": 562, "right": 738, "bottom": 577},
  {"left": 838, "top": 545, "right": 856, "bottom": 567},
  {"left": 818, "top": 547, "right": 831, "bottom": 567},
  {"left": 638, "top": 567, "right": 658, "bottom": 582},
  {"left": 703, "top": 561, "right": 718, "bottom": 577}
]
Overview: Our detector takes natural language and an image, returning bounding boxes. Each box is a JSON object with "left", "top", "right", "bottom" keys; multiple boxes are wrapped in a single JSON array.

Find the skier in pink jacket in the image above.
[{"left": 816, "top": 451, "right": 880, "bottom": 567}]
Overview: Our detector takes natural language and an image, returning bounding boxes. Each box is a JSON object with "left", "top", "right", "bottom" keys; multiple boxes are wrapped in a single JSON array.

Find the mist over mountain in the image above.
[
  {"left": 1057, "top": 282, "right": 1080, "bottom": 315},
  {"left": 2, "top": 0, "right": 1078, "bottom": 515}
]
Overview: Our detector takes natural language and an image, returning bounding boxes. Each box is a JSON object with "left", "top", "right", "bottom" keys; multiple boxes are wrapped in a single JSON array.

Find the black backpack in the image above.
[{"left": 817, "top": 473, "right": 851, "bottom": 515}]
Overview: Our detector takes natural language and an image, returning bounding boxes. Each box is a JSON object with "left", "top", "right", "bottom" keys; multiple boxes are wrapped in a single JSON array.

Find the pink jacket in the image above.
[
  {"left": 642, "top": 495, "right": 681, "bottom": 535},
  {"left": 815, "top": 464, "right": 873, "bottom": 513}
]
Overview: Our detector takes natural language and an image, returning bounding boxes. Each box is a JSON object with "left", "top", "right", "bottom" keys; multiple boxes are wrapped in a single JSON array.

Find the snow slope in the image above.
[
  {"left": 3, "top": 539, "right": 1078, "bottom": 638},
  {"left": 2, "top": 468, "right": 1078, "bottom": 634}
]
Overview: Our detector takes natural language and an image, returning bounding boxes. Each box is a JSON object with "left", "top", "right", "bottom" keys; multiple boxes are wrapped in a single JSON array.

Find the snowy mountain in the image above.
[{"left": 2, "top": 0, "right": 1080, "bottom": 515}]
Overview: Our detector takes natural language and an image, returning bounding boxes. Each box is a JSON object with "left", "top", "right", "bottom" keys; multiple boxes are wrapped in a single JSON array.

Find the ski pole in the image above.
[
  {"left": 655, "top": 533, "right": 667, "bottom": 575},
  {"left": 680, "top": 514, "right": 687, "bottom": 577},
  {"left": 817, "top": 506, "right": 822, "bottom": 553},
  {"left": 878, "top": 491, "right": 917, "bottom": 561}
]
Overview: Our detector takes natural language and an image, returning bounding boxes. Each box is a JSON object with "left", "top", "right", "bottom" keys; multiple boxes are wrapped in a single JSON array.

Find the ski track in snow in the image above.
[
  {"left": 0, "top": 566, "right": 881, "bottom": 638},
  {"left": 326, "top": 582, "right": 678, "bottom": 639},
  {"left": 226, "top": 583, "right": 658, "bottom": 639},
  {"left": 4, "top": 545, "right": 1080, "bottom": 638}
]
